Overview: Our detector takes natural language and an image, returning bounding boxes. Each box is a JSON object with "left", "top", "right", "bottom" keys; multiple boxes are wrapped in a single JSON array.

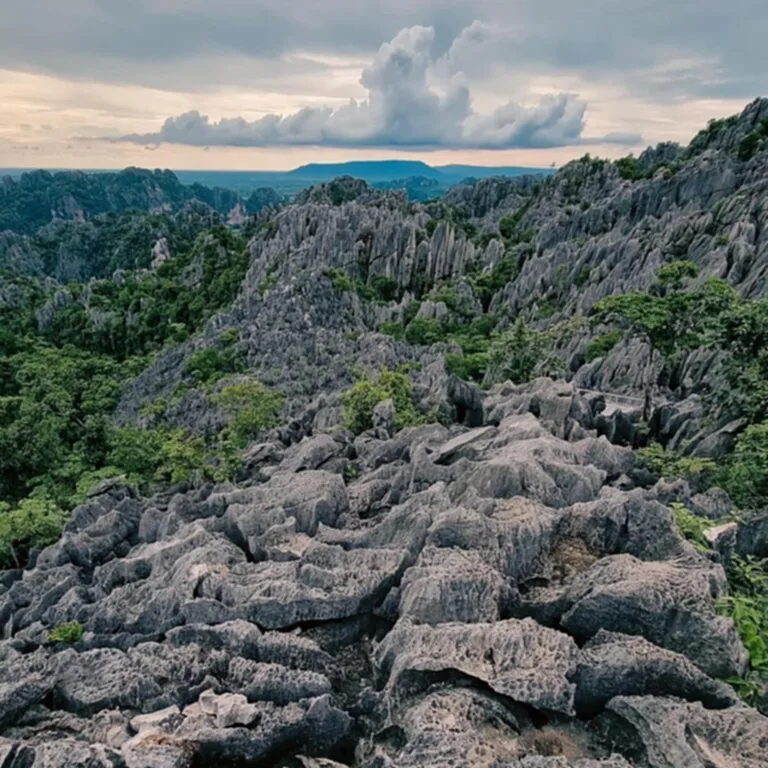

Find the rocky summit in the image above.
[
  {"left": 0, "top": 379, "right": 766, "bottom": 767},
  {"left": 2, "top": 101, "right": 768, "bottom": 767}
]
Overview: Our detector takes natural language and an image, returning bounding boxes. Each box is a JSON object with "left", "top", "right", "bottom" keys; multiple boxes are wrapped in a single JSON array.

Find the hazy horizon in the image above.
[{"left": 0, "top": 159, "right": 556, "bottom": 174}]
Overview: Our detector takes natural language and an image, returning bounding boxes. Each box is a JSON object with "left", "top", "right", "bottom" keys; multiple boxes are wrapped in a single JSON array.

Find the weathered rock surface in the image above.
[{"left": 0, "top": 380, "right": 765, "bottom": 766}]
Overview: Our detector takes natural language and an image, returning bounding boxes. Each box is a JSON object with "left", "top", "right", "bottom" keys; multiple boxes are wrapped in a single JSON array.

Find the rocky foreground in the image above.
[{"left": 1, "top": 379, "right": 766, "bottom": 767}]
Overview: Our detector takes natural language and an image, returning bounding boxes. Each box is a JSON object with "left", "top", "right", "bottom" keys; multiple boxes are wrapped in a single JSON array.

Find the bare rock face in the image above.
[{"left": 0, "top": 380, "right": 765, "bottom": 766}]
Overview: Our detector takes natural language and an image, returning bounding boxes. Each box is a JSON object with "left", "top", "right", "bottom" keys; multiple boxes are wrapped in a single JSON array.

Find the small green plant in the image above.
[
  {"left": 379, "top": 321, "right": 405, "bottom": 340},
  {"left": 738, "top": 131, "right": 762, "bottom": 162},
  {"left": 486, "top": 316, "right": 564, "bottom": 385},
  {"left": 48, "top": 620, "right": 84, "bottom": 645},
  {"left": 186, "top": 345, "right": 245, "bottom": 387},
  {"left": 586, "top": 330, "right": 624, "bottom": 362},
  {"left": 323, "top": 268, "right": 355, "bottom": 293},
  {"left": 0, "top": 496, "right": 69, "bottom": 569},
  {"left": 341, "top": 367, "right": 426, "bottom": 434},
  {"left": 535, "top": 298, "right": 559, "bottom": 320},
  {"left": 670, "top": 502, "right": 711, "bottom": 552},
  {"left": 638, "top": 443, "right": 716, "bottom": 481},
  {"left": 257, "top": 272, "right": 278, "bottom": 296},
  {"left": 715, "top": 421, "right": 768, "bottom": 510},
  {"left": 405, "top": 318, "right": 448, "bottom": 346},
  {"left": 212, "top": 379, "right": 285, "bottom": 446},
  {"left": 718, "top": 557, "right": 768, "bottom": 702}
]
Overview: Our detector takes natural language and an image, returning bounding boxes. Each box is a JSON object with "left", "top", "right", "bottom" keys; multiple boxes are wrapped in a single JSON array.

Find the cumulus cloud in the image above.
[{"left": 119, "top": 25, "right": 637, "bottom": 150}]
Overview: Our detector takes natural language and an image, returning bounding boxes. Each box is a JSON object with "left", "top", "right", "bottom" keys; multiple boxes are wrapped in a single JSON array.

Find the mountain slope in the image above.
[{"left": 0, "top": 167, "right": 282, "bottom": 237}]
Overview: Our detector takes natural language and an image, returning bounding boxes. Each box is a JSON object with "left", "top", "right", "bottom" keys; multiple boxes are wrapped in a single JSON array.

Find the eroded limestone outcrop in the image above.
[{"left": 0, "top": 380, "right": 766, "bottom": 767}]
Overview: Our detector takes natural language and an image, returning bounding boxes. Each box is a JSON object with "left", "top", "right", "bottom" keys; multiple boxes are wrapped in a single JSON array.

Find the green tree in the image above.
[
  {"left": 590, "top": 262, "right": 707, "bottom": 419},
  {"left": 0, "top": 495, "right": 68, "bottom": 569},
  {"left": 716, "top": 421, "right": 768, "bottom": 510},
  {"left": 212, "top": 379, "right": 285, "bottom": 446},
  {"left": 487, "top": 316, "right": 562, "bottom": 385},
  {"left": 341, "top": 368, "right": 426, "bottom": 434}
]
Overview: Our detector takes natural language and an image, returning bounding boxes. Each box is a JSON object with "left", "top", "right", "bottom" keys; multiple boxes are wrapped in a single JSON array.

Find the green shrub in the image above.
[
  {"left": 379, "top": 321, "right": 405, "bottom": 340},
  {"left": 718, "top": 557, "right": 768, "bottom": 701},
  {"left": 445, "top": 352, "right": 490, "bottom": 382},
  {"left": 323, "top": 268, "right": 355, "bottom": 293},
  {"left": 615, "top": 155, "right": 647, "bottom": 181},
  {"left": 738, "top": 131, "right": 761, "bottom": 162},
  {"left": 341, "top": 368, "right": 426, "bottom": 434},
  {"left": 472, "top": 249, "right": 522, "bottom": 310},
  {"left": 498, "top": 215, "right": 517, "bottom": 242},
  {"left": 716, "top": 421, "right": 768, "bottom": 509},
  {"left": 212, "top": 379, "right": 285, "bottom": 446},
  {"left": 154, "top": 429, "right": 207, "bottom": 484},
  {"left": 670, "top": 502, "right": 711, "bottom": 552},
  {"left": 48, "top": 620, "right": 84, "bottom": 645},
  {"left": 586, "top": 330, "right": 624, "bottom": 362},
  {"left": 487, "top": 316, "right": 561, "bottom": 385},
  {"left": 536, "top": 299, "right": 559, "bottom": 319},
  {"left": 404, "top": 318, "right": 448, "bottom": 346},
  {"left": 638, "top": 443, "right": 716, "bottom": 481},
  {"left": 258, "top": 272, "right": 278, "bottom": 295},
  {"left": 369, "top": 276, "right": 401, "bottom": 303},
  {"left": 186, "top": 345, "right": 244, "bottom": 387},
  {"left": 0, "top": 496, "right": 68, "bottom": 569}
]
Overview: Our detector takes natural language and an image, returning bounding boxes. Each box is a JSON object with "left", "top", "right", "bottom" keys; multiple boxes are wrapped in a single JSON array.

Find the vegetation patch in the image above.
[
  {"left": 586, "top": 330, "right": 624, "bottom": 362},
  {"left": 341, "top": 367, "right": 427, "bottom": 434},
  {"left": 47, "top": 620, "right": 84, "bottom": 645}
]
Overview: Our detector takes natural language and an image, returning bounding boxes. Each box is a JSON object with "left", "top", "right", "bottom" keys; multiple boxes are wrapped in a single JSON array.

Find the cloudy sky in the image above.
[{"left": 0, "top": 0, "right": 762, "bottom": 170}]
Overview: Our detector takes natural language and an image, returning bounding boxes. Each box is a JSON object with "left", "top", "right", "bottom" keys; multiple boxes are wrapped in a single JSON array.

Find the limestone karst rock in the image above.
[{"left": 2, "top": 380, "right": 767, "bottom": 766}]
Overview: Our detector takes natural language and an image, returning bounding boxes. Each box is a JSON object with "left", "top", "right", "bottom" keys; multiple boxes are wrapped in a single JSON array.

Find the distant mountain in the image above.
[
  {"left": 0, "top": 163, "right": 553, "bottom": 203},
  {"left": 289, "top": 160, "right": 442, "bottom": 182},
  {"left": 436, "top": 164, "right": 554, "bottom": 182},
  {"left": 373, "top": 176, "right": 442, "bottom": 201},
  {"left": 0, "top": 168, "right": 281, "bottom": 236}
]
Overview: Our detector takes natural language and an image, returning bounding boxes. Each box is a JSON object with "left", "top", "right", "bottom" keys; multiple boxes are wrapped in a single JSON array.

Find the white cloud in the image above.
[{"left": 119, "top": 25, "right": 639, "bottom": 150}]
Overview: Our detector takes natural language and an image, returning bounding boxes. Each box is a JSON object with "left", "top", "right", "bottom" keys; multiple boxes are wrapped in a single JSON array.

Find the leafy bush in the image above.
[
  {"left": 536, "top": 298, "right": 559, "bottom": 319},
  {"left": 0, "top": 496, "right": 68, "bottom": 569},
  {"left": 404, "top": 318, "right": 448, "bottom": 346},
  {"left": 322, "top": 268, "right": 354, "bottom": 293},
  {"left": 716, "top": 421, "right": 768, "bottom": 510},
  {"left": 718, "top": 557, "right": 768, "bottom": 701},
  {"left": 369, "top": 276, "right": 401, "bottom": 303},
  {"left": 48, "top": 620, "right": 84, "bottom": 645},
  {"left": 638, "top": 443, "right": 715, "bottom": 481},
  {"left": 257, "top": 272, "right": 278, "bottom": 295},
  {"left": 445, "top": 352, "right": 490, "bottom": 382},
  {"left": 341, "top": 368, "right": 426, "bottom": 434},
  {"left": 471, "top": 249, "right": 523, "bottom": 310},
  {"left": 615, "top": 155, "right": 647, "bottom": 181},
  {"left": 586, "top": 330, "right": 624, "bottom": 362},
  {"left": 739, "top": 131, "right": 762, "bottom": 162},
  {"left": 186, "top": 346, "right": 244, "bottom": 386},
  {"left": 487, "top": 316, "right": 562, "bottom": 385},
  {"left": 670, "top": 502, "right": 711, "bottom": 552},
  {"left": 379, "top": 321, "right": 405, "bottom": 340},
  {"left": 212, "top": 379, "right": 285, "bottom": 446}
]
